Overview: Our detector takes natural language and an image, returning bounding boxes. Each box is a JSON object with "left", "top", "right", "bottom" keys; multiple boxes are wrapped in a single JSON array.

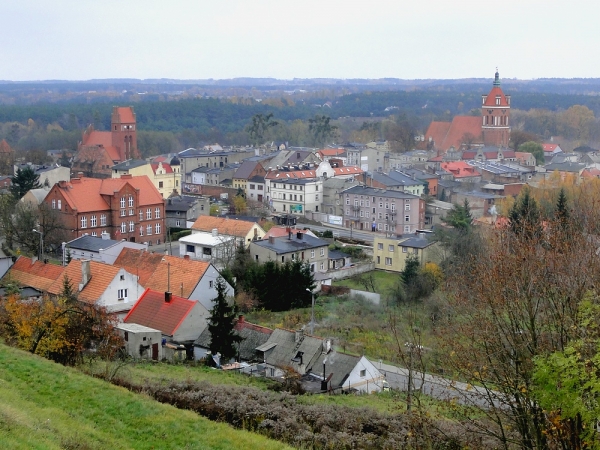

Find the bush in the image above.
[{"left": 170, "top": 229, "right": 192, "bottom": 241}]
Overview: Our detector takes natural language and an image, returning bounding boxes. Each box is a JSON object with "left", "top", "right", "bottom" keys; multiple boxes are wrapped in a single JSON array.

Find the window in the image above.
[
  {"left": 155, "top": 207, "right": 160, "bottom": 219},
  {"left": 91, "top": 231, "right": 97, "bottom": 237},
  {"left": 320, "top": 262, "right": 324, "bottom": 271},
  {"left": 311, "top": 249, "right": 315, "bottom": 258},
  {"left": 176, "top": 219, "right": 181, "bottom": 227},
  {"left": 405, "top": 203, "right": 410, "bottom": 211},
  {"left": 315, "top": 185, "right": 319, "bottom": 191},
  {"left": 249, "top": 184, "right": 255, "bottom": 189},
  {"left": 414, "top": 248, "right": 419, "bottom": 255},
  {"left": 147, "top": 224, "right": 152, "bottom": 235},
  {"left": 385, "top": 202, "right": 389, "bottom": 209},
  {"left": 402, "top": 246, "right": 407, "bottom": 253},
  {"left": 155, "top": 223, "right": 161, "bottom": 235},
  {"left": 379, "top": 202, "right": 383, "bottom": 208},
  {"left": 99, "top": 214, "right": 106, "bottom": 226},
  {"left": 209, "top": 280, "right": 213, "bottom": 288},
  {"left": 320, "top": 248, "right": 325, "bottom": 256},
  {"left": 81, "top": 216, "right": 87, "bottom": 228},
  {"left": 129, "top": 221, "right": 134, "bottom": 232},
  {"left": 315, "top": 194, "right": 319, "bottom": 201},
  {"left": 120, "top": 197, "right": 125, "bottom": 208},
  {"left": 146, "top": 209, "right": 152, "bottom": 220},
  {"left": 52, "top": 199, "right": 56, "bottom": 209},
  {"left": 117, "top": 289, "right": 128, "bottom": 300},
  {"left": 377, "top": 243, "right": 383, "bottom": 250},
  {"left": 159, "top": 181, "right": 163, "bottom": 188},
  {"left": 346, "top": 198, "right": 350, "bottom": 205},
  {"left": 258, "top": 185, "right": 263, "bottom": 190},
  {"left": 405, "top": 215, "right": 410, "bottom": 222},
  {"left": 121, "top": 222, "right": 126, "bottom": 233},
  {"left": 354, "top": 199, "right": 359, "bottom": 206},
  {"left": 91, "top": 215, "right": 97, "bottom": 227},
  {"left": 377, "top": 256, "right": 380, "bottom": 264},
  {"left": 378, "top": 212, "right": 382, "bottom": 219},
  {"left": 128, "top": 196, "right": 134, "bottom": 207},
  {"left": 404, "top": 225, "right": 411, "bottom": 233},
  {"left": 385, "top": 257, "right": 392, "bottom": 266},
  {"left": 391, "top": 203, "right": 395, "bottom": 212},
  {"left": 120, "top": 209, "right": 126, "bottom": 217},
  {"left": 120, "top": 274, "right": 125, "bottom": 281},
  {"left": 139, "top": 210, "right": 143, "bottom": 220},
  {"left": 58, "top": 200, "right": 62, "bottom": 209},
  {"left": 388, "top": 245, "right": 394, "bottom": 252},
  {"left": 360, "top": 369, "right": 366, "bottom": 377}
]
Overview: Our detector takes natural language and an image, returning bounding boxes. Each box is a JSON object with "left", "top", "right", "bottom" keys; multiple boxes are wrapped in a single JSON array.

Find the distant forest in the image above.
[{"left": 2, "top": 78, "right": 600, "bottom": 157}]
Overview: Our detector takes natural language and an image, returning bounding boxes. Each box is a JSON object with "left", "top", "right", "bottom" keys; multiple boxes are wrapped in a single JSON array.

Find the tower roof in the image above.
[
  {"left": 493, "top": 69, "right": 501, "bottom": 87},
  {"left": 483, "top": 70, "right": 510, "bottom": 107}
]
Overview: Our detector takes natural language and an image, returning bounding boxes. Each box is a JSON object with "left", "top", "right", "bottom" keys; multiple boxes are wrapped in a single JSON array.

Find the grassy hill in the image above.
[{"left": 0, "top": 343, "right": 290, "bottom": 450}]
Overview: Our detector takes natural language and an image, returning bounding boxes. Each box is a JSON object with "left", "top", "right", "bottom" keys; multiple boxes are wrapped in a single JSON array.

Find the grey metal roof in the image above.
[
  {"left": 386, "top": 170, "right": 427, "bottom": 186},
  {"left": 253, "top": 234, "right": 328, "bottom": 254},
  {"left": 233, "top": 160, "right": 261, "bottom": 180},
  {"left": 248, "top": 175, "right": 266, "bottom": 183},
  {"left": 165, "top": 196, "right": 198, "bottom": 212},
  {"left": 194, "top": 321, "right": 273, "bottom": 362},
  {"left": 66, "top": 235, "right": 121, "bottom": 252},
  {"left": 398, "top": 236, "right": 436, "bottom": 249},
  {"left": 309, "top": 351, "right": 360, "bottom": 389},
  {"left": 341, "top": 185, "right": 420, "bottom": 200},
  {"left": 467, "top": 161, "right": 530, "bottom": 175},
  {"left": 111, "top": 159, "right": 148, "bottom": 170},
  {"left": 543, "top": 162, "right": 586, "bottom": 173},
  {"left": 328, "top": 250, "right": 350, "bottom": 260}
]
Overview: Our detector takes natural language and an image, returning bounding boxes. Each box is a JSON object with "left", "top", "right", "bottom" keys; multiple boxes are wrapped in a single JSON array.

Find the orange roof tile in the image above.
[
  {"left": 263, "top": 226, "right": 311, "bottom": 240},
  {"left": 483, "top": 86, "right": 510, "bottom": 107},
  {"left": 265, "top": 170, "right": 317, "bottom": 180},
  {"left": 82, "top": 130, "right": 112, "bottom": 148},
  {"left": 332, "top": 166, "right": 364, "bottom": 176},
  {"left": 5, "top": 256, "right": 64, "bottom": 291},
  {"left": 191, "top": 216, "right": 259, "bottom": 238},
  {"left": 47, "top": 260, "right": 121, "bottom": 305},
  {"left": 543, "top": 143, "right": 558, "bottom": 152},
  {"left": 440, "top": 161, "right": 481, "bottom": 178},
  {"left": 0, "top": 139, "right": 14, "bottom": 154},
  {"left": 115, "top": 107, "right": 136, "bottom": 123},
  {"left": 151, "top": 163, "right": 173, "bottom": 174},
  {"left": 581, "top": 168, "right": 600, "bottom": 179},
  {"left": 424, "top": 121, "right": 451, "bottom": 148},
  {"left": 113, "top": 248, "right": 210, "bottom": 298},
  {"left": 425, "top": 117, "right": 482, "bottom": 152},
  {"left": 99, "top": 176, "right": 163, "bottom": 207},
  {"left": 124, "top": 288, "right": 196, "bottom": 336}
]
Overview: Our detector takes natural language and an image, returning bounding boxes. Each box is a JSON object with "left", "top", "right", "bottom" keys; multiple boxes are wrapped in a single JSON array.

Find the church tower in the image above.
[
  {"left": 111, "top": 106, "right": 140, "bottom": 161},
  {"left": 481, "top": 70, "right": 510, "bottom": 147}
]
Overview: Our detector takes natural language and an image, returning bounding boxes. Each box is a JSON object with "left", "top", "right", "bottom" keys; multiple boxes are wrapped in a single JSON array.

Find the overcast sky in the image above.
[{"left": 3, "top": 0, "right": 598, "bottom": 81}]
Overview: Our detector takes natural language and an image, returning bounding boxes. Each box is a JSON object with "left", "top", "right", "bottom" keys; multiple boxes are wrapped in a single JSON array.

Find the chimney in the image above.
[
  {"left": 269, "top": 236, "right": 275, "bottom": 244},
  {"left": 295, "top": 328, "right": 304, "bottom": 343},
  {"left": 238, "top": 314, "right": 245, "bottom": 323},
  {"left": 121, "top": 174, "right": 133, "bottom": 179},
  {"left": 212, "top": 228, "right": 218, "bottom": 236},
  {"left": 165, "top": 291, "right": 172, "bottom": 303},
  {"left": 297, "top": 231, "right": 303, "bottom": 240},
  {"left": 77, "top": 172, "right": 83, "bottom": 178},
  {"left": 79, "top": 260, "right": 91, "bottom": 291},
  {"left": 184, "top": 254, "right": 190, "bottom": 260},
  {"left": 101, "top": 231, "right": 110, "bottom": 240}
]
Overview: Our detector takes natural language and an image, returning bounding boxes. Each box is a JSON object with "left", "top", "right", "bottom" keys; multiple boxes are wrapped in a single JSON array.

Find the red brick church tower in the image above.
[
  {"left": 481, "top": 70, "right": 510, "bottom": 147},
  {"left": 111, "top": 106, "right": 139, "bottom": 161}
]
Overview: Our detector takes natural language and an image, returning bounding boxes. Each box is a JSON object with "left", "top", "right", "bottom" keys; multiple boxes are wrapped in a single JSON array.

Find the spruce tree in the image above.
[
  {"left": 11, "top": 166, "right": 41, "bottom": 200},
  {"left": 208, "top": 277, "right": 242, "bottom": 362},
  {"left": 509, "top": 187, "right": 542, "bottom": 240}
]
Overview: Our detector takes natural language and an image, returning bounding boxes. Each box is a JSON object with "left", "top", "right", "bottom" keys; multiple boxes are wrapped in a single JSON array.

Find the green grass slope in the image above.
[{"left": 0, "top": 343, "right": 290, "bottom": 450}]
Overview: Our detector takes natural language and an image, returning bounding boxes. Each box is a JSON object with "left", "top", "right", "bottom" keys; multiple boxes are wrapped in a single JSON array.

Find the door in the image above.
[{"left": 152, "top": 343, "right": 159, "bottom": 360}]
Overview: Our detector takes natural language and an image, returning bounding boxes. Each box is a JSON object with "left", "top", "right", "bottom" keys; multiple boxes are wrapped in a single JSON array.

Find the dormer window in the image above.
[{"left": 495, "top": 96, "right": 501, "bottom": 105}]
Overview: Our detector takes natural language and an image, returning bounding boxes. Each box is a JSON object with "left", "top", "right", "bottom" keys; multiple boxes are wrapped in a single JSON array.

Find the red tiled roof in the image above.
[
  {"left": 191, "top": 216, "right": 259, "bottom": 238},
  {"left": 425, "top": 117, "right": 482, "bottom": 152},
  {"left": 47, "top": 260, "right": 121, "bottom": 305},
  {"left": 265, "top": 170, "right": 317, "bottom": 180},
  {"left": 5, "top": 256, "right": 64, "bottom": 291},
  {"left": 440, "top": 162, "right": 481, "bottom": 178},
  {"left": 115, "top": 107, "right": 136, "bottom": 123},
  {"left": 317, "top": 148, "right": 346, "bottom": 158},
  {"left": 543, "top": 143, "right": 558, "bottom": 152},
  {"left": 483, "top": 86, "right": 510, "bottom": 107},
  {"left": 332, "top": 166, "right": 364, "bottom": 176},
  {"left": 581, "top": 168, "right": 600, "bottom": 178},
  {"left": 124, "top": 288, "right": 196, "bottom": 336},
  {"left": 113, "top": 248, "right": 210, "bottom": 298},
  {"left": 151, "top": 163, "right": 173, "bottom": 174},
  {"left": 0, "top": 139, "right": 14, "bottom": 154},
  {"left": 99, "top": 176, "right": 164, "bottom": 206},
  {"left": 82, "top": 130, "right": 112, "bottom": 148},
  {"left": 263, "top": 227, "right": 311, "bottom": 239}
]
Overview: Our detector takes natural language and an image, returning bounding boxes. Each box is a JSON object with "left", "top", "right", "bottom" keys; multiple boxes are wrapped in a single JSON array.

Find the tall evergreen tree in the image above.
[
  {"left": 509, "top": 187, "right": 542, "bottom": 240},
  {"left": 555, "top": 187, "right": 569, "bottom": 224},
  {"left": 207, "top": 277, "right": 242, "bottom": 362},
  {"left": 11, "top": 166, "right": 41, "bottom": 200},
  {"left": 443, "top": 199, "right": 473, "bottom": 231}
]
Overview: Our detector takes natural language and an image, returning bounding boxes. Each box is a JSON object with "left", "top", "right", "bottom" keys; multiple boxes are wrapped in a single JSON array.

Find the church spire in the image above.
[{"left": 493, "top": 68, "right": 501, "bottom": 87}]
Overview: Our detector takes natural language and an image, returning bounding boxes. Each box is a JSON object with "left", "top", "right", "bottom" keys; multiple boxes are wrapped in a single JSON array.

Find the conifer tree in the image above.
[{"left": 208, "top": 277, "right": 242, "bottom": 362}]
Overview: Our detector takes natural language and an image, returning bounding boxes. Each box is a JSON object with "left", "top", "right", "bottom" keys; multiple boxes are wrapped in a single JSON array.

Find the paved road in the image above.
[
  {"left": 301, "top": 223, "right": 378, "bottom": 244},
  {"left": 371, "top": 360, "right": 504, "bottom": 410}
]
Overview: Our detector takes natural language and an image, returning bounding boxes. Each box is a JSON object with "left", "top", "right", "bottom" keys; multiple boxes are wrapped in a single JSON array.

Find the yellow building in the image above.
[
  {"left": 111, "top": 156, "right": 182, "bottom": 198},
  {"left": 373, "top": 233, "right": 439, "bottom": 272}
]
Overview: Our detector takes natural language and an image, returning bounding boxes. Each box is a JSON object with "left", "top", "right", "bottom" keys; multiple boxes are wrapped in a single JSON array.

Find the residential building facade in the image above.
[{"left": 249, "top": 234, "right": 329, "bottom": 272}]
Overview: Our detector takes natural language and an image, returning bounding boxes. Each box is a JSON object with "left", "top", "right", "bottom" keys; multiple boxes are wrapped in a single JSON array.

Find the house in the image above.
[
  {"left": 112, "top": 248, "right": 233, "bottom": 311},
  {"left": 373, "top": 233, "right": 439, "bottom": 272},
  {"left": 165, "top": 195, "right": 210, "bottom": 230},
  {"left": 366, "top": 170, "right": 426, "bottom": 196},
  {"left": 232, "top": 161, "right": 267, "bottom": 196},
  {"left": 13, "top": 164, "right": 71, "bottom": 188},
  {"left": 47, "top": 259, "right": 144, "bottom": 319},
  {"left": 178, "top": 230, "right": 236, "bottom": 267},
  {"left": 440, "top": 161, "right": 482, "bottom": 183},
  {"left": 111, "top": 157, "right": 183, "bottom": 198},
  {"left": 263, "top": 226, "right": 317, "bottom": 240},
  {"left": 249, "top": 234, "right": 329, "bottom": 273},
  {"left": 117, "top": 323, "right": 163, "bottom": 361},
  {"left": 269, "top": 178, "right": 324, "bottom": 214},
  {"left": 124, "top": 288, "right": 211, "bottom": 360},
  {"left": 179, "top": 148, "right": 254, "bottom": 183},
  {"left": 328, "top": 249, "right": 351, "bottom": 270},
  {"left": 190, "top": 164, "right": 238, "bottom": 186},
  {"left": 193, "top": 315, "right": 273, "bottom": 362},
  {"left": 398, "top": 168, "right": 439, "bottom": 197},
  {"left": 73, "top": 106, "right": 141, "bottom": 178},
  {"left": 1, "top": 256, "right": 64, "bottom": 297},
  {"left": 247, "top": 175, "right": 267, "bottom": 204},
  {"left": 315, "top": 160, "right": 364, "bottom": 180},
  {"left": 316, "top": 148, "right": 347, "bottom": 165},
  {"left": 190, "top": 216, "right": 265, "bottom": 248},
  {"left": 341, "top": 185, "right": 425, "bottom": 234},
  {"left": 258, "top": 328, "right": 385, "bottom": 393},
  {"left": 43, "top": 174, "right": 165, "bottom": 243},
  {"left": 20, "top": 187, "right": 51, "bottom": 205},
  {"left": 454, "top": 191, "right": 503, "bottom": 219},
  {"left": 62, "top": 234, "right": 148, "bottom": 265},
  {"left": 542, "top": 143, "right": 563, "bottom": 159}
]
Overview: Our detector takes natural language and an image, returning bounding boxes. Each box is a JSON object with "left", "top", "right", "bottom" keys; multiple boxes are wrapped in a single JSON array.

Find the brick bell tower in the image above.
[
  {"left": 481, "top": 70, "right": 511, "bottom": 147},
  {"left": 111, "top": 106, "right": 140, "bottom": 161}
]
